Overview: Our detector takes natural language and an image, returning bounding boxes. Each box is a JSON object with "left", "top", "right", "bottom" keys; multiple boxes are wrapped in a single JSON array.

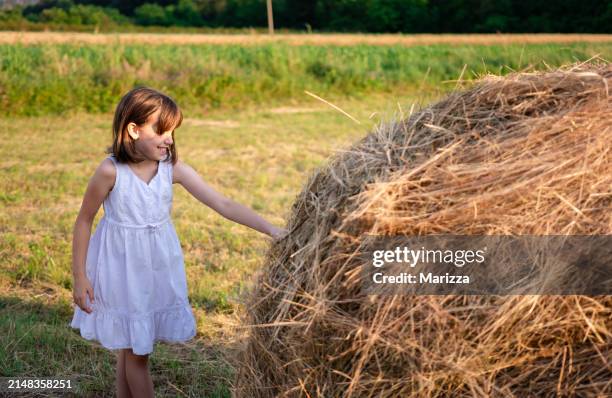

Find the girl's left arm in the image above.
[{"left": 173, "top": 160, "right": 286, "bottom": 239}]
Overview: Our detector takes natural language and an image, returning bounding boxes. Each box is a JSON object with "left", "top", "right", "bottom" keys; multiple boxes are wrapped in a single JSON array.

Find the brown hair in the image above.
[{"left": 107, "top": 87, "right": 182, "bottom": 165}]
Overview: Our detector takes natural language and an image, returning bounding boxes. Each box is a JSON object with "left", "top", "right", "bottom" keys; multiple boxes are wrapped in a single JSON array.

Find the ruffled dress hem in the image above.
[{"left": 70, "top": 303, "right": 197, "bottom": 356}]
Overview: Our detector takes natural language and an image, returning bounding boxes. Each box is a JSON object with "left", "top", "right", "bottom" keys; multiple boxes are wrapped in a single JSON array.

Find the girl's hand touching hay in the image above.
[{"left": 267, "top": 226, "right": 288, "bottom": 241}]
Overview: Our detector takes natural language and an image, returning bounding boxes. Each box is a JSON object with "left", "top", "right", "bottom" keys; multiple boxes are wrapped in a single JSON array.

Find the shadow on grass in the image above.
[{"left": 0, "top": 292, "right": 235, "bottom": 397}]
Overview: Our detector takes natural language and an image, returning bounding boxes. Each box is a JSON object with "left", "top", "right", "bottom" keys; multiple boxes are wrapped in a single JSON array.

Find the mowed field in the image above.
[
  {"left": 1, "top": 33, "right": 610, "bottom": 396},
  {"left": 1, "top": 32, "right": 611, "bottom": 45}
]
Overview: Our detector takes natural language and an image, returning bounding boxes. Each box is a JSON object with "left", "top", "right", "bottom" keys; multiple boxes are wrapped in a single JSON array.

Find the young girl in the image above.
[{"left": 70, "top": 87, "right": 286, "bottom": 397}]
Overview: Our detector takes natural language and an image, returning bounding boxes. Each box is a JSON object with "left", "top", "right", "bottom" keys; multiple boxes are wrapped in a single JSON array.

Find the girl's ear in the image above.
[{"left": 127, "top": 122, "right": 139, "bottom": 140}]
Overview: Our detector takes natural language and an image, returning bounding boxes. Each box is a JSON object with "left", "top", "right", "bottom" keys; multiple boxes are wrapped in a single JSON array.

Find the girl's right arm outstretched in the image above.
[{"left": 72, "top": 158, "right": 116, "bottom": 314}]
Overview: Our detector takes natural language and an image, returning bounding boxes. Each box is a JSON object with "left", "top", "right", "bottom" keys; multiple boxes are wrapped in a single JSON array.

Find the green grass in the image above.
[
  {"left": 1, "top": 42, "right": 610, "bottom": 116},
  {"left": 0, "top": 293, "right": 233, "bottom": 396}
]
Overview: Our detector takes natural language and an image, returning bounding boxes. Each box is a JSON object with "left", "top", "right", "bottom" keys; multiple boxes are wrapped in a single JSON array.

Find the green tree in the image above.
[
  {"left": 134, "top": 2, "right": 171, "bottom": 25},
  {"left": 364, "top": 0, "right": 429, "bottom": 32},
  {"left": 173, "top": 0, "right": 204, "bottom": 26}
]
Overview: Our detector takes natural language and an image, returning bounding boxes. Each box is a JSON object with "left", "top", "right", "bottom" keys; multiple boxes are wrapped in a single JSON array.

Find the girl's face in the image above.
[{"left": 128, "top": 108, "right": 174, "bottom": 161}]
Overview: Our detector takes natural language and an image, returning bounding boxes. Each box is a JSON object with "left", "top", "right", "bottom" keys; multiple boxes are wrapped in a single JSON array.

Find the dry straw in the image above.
[
  {"left": 233, "top": 62, "right": 611, "bottom": 397},
  {"left": 2, "top": 32, "right": 612, "bottom": 46}
]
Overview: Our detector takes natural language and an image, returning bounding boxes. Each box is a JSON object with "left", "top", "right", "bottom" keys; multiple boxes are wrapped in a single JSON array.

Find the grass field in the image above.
[
  {"left": 1, "top": 35, "right": 610, "bottom": 396},
  {"left": 1, "top": 40, "right": 610, "bottom": 116}
]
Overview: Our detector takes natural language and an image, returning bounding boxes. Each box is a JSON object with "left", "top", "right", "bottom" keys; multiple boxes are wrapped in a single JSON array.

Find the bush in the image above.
[
  {"left": 32, "top": 4, "right": 130, "bottom": 26},
  {"left": 173, "top": 0, "right": 204, "bottom": 27},
  {"left": 134, "top": 3, "right": 171, "bottom": 26},
  {"left": 0, "top": 6, "right": 27, "bottom": 23}
]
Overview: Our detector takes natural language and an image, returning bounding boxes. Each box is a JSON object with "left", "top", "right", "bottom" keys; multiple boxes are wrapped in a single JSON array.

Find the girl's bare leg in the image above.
[
  {"left": 116, "top": 349, "right": 133, "bottom": 398},
  {"left": 124, "top": 349, "right": 155, "bottom": 398}
]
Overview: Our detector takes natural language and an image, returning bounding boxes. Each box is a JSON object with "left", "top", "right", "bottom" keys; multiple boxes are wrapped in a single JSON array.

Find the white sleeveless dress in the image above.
[{"left": 70, "top": 155, "right": 197, "bottom": 355}]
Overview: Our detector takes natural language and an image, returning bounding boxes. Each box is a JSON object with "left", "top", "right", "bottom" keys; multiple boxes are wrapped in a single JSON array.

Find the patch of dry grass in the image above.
[{"left": 1, "top": 32, "right": 611, "bottom": 46}]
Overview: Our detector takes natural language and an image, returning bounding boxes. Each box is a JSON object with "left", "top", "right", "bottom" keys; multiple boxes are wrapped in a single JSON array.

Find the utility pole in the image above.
[{"left": 266, "top": 0, "right": 274, "bottom": 34}]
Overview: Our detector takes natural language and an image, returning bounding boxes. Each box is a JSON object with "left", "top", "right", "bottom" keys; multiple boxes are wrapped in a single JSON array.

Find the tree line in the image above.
[{"left": 1, "top": 0, "right": 610, "bottom": 33}]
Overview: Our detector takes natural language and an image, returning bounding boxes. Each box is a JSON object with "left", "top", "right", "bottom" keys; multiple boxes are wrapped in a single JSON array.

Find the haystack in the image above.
[{"left": 234, "top": 63, "right": 611, "bottom": 397}]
